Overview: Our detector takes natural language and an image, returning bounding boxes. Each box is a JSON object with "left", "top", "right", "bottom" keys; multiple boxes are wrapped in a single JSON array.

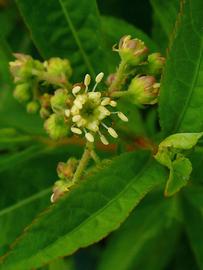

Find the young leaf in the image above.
[
  {"left": 98, "top": 194, "right": 181, "bottom": 270},
  {"left": 0, "top": 150, "right": 166, "bottom": 270},
  {"left": 159, "top": 0, "right": 203, "bottom": 135},
  {"left": 165, "top": 156, "right": 192, "bottom": 196},
  {"left": 183, "top": 186, "right": 203, "bottom": 269},
  {"left": 15, "top": 0, "right": 107, "bottom": 79}
]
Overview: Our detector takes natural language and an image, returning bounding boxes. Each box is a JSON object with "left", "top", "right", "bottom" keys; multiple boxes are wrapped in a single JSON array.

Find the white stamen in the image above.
[
  {"left": 72, "top": 86, "right": 81, "bottom": 96},
  {"left": 84, "top": 74, "right": 91, "bottom": 92},
  {"left": 153, "top": 83, "right": 160, "bottom": 89},
  {"left": 117, "top": 112, "right": 128, "bottom": 122},
  {"left": 50, "top": 193, "right": 55, "bottom": 203},
  {"left": 72, "top": 115, "right": 81, "bottom": 122},
  {"left": 74, "top": 99, "right": 83, "bottom": 109},
  {"left": 101, "top": 97, "right": 110, "bottom": 106},
  {"left": 71, "top": 127, "right": 82, "bottom": 134},
  {"left": 64, "top": 109, "right": 70, "bottom": 118},
  {"left": 95, "top": 72, "right": 104, "bottom": 83},
  {"left": 85, "top": 132, "right": 94, "bottom": 142},
  {"left": 108, "top": 127, "right": 118, "bottom": 138},
  {"left": 110, "top": 100, "right": 117, "bottom": 107},
  {"left": 99, "top": 106, "right": 111, "bottom": 116},
  {"left": 100, "top": 134, "right": 109, "bottom": 145}
]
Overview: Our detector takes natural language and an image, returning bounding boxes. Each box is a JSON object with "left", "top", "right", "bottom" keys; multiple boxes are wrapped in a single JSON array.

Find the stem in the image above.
[
  {"left": 72, "top": 142, "right": 93, "bottom": 183},
  {"left": 91, "top": 150, "right": 100, "bottom": 164},
  {"left": 108, "top": 60, "right": 127, "bottom": 94}
]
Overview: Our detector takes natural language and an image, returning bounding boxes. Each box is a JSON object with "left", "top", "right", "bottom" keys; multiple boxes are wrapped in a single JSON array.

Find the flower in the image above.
[
  {"left": 127, "top": 76, "right": 160, "bottom": 105},
  {"left": 113, "top": 35, "right": 148, "bottom": 66},
  {"left": 67, "top": 72, "right": 128, "bottom": 144}
]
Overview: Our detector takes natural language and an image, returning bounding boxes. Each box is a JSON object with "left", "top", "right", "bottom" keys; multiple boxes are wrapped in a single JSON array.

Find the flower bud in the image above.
[
  {"left": 50, "top": 89, "right": 69, "bottom": 113},
  {"left": 44, "top": 113, "right": 69, "bottom": 140},
  {"left": 26, "top": 100, "right": 40, "bottom": 114},
  {"left": 9, "top": 54, "right": 43, "bottom": 83},
  {"left": 51, "top": 180, "right": 74, "bottom": 203},
  {"left": 106, "top": 73, "right": 116, "bottom": 86},
  {"left": 115, "top": 35, "right": 148, "bottom": 66},
  {"left": 57, "top": 157, "right": 78, "bottom": 179},
  {"left": 147, "top": 53, "right": 165, "bottom": 76},
  {"left": 127, "top": 76, "right": 159, "bottom": 105},
  {"left": 39, "top": 93, "right": 52, "bottom": 119},
  {"left": 13, "top": 83, "right": 31, "bottom": 102},
  {"left": 45, "top": 57, "right": 72, "bottom": 83}
]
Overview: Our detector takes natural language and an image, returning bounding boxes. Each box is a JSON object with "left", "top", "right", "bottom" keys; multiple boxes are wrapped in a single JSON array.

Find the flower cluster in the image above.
[
  {"left": 44, "top": 72, "right": 128, "bottom": 144},
  {"left": 9, "top": 54, "right": 72, "bottom": 113},
  {"left": 110, "top": 35, "right": 165, "bottom": 105}
]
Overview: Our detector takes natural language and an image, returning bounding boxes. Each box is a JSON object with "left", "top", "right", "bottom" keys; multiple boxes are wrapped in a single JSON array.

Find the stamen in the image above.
[
  {"left": 72, "top": 115, "right": 81, "bottom": 122},
  {"left": 101, "top": 97, "right": 110, "bottom": 106},
  {"left": 98, "top": 131, "right": 109, "bottom": 145},
  {"left": 71, "top": 127, "right": 82, "bottom": 134},
  {"left": 64, "top": 109, "right": 70, "bottom": 118},
  {"left": 117, "top": 112, "right": 128, "bottom": 122},
  {"left": 74, "top": 99, "right": 83, "bottom": 109},
  {"left": 95, "top": 72, "right": 104, "bottom": 83},
  {"left": 92, "top": 72, "right": 104, "bottom": 92},
  {"left": 72, "top": 86, "right": 81, "bottom": 96},
  {"left": 85, "top": 132, "right": 94, "bottom": 142},
  {"left": 84, "top": 74, "right": 91, "bottom": 92},
  {"left": 108, "top": 127, "right": 118, "bottom": 138},
  {"left": 110, "top": 100, "right": 117, "bottom": 107}
]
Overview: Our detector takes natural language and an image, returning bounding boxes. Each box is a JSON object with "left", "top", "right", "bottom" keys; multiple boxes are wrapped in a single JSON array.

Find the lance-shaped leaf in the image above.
[
  {"left": 183, "top": 186, "right": 203, "bottom": 269},
  {"left": 0, "top": 150, "right": 166, "bottom": 270},
  {"left": 159, "top": 0, "right": 203, "bottom": 135},
  {"left": 98, "top": 194, "right": 181, "bottom": 270},
  {"left": 15, "top": 0, "right": 107, "bottom": 79}
]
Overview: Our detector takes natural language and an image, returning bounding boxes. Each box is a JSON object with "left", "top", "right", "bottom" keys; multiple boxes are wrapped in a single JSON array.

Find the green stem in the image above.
[
  {"left": 91, "top": 150, "right": 100, "bottom": 164},
  {"left": 108, "top": 60, "right": 127, "bottom": 94},
  {"left": 72, "top": 142, "right": 93, "bottom": 183}
]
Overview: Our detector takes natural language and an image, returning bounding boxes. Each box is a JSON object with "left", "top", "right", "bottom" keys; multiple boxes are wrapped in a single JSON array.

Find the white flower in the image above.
[{"left": 68, "top": 73, "right": 128, "bottom": 144}]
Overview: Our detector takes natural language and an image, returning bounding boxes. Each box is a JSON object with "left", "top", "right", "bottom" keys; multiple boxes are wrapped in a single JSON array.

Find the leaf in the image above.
[
  {"left": 165, "top": 156, "right": 192, "bottom": 196},
  {"left": 150, "top": 0, "right": 179, "bottom": 37},
  {"left": 0, "top": 150, "right": 166, "bottom": 270},
  {"left": 0, "top": 36, "right": 12, "bottom": 87},
  {"left": 98, "top": 193, "right": 181, "bottom": 270},
  {"left": 0, "top": 145, "right": 78, "bottom": 255},
  {"left": 155, "top": 132, "right": 203, "bottom": 196},
  {"left": 159, "top": 0, "right": 203, "bottom": 135},
  {"left": 15, "top": 0, "right": 107, "bottom": 79},
  {"left": 183, "top": 186, "right": 203, "bottom": 269}
]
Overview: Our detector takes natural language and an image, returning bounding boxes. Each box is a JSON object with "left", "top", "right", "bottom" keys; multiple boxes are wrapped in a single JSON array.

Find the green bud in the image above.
[
  {"left": 26, "top": 100, "right": 40, "bottom": 114},
  {"left": 45, "top": 57, "right": 72, "bottom": 83},
  {"left": 13, "top": 83, "right": 31, "bottom": 102},
  {"left": 115, "top": 35, "right": 148, "bottom": 66},
  {"left": 51, "top": 180, "right": 74, "bottom": 203},
  {"left": 147, "top": 53, "right": 165, "bottom": 76},
  {"left": 51, "top": 89, "right": 69, "bottom": 113},
  {"left": 10, "top": 54, "right": 34, "bottom": 82},
  {"left": 57, "top": 157, "right": 78, "bottom": 179},
  {"left": 44, "top": 113, "right": 69, "bottom": 140},
  {"left": 127, "top": 76, "right": 159, "bottom": 105}
]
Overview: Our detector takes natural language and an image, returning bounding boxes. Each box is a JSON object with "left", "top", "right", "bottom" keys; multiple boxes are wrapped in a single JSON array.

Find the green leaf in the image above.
[
  {"left": 165, "top": 156, "right": 192, "bottom": 196},
  {"left": 15, "top": 0, "right": 107, "bottom": 79},
  {"left": 0, "top": 36, "right": 12, "bottom": 87},
  {"left": 0, "top": 145, "right": 79, "bottom": 255},
  {"left": 98, "top": 194, "right": 181, "bottom": 270},
  {"left": 183, "top": 186, "right": 203, "bottom": 269},
  {"left": 159, "top": 0, "right": 203, "bottom": 135},
  {"left": 150, "top": 0, "right": 179, "bottom": 37},
  {"left": 0, "top": 150, "right": 166, "bottom": 270}
]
